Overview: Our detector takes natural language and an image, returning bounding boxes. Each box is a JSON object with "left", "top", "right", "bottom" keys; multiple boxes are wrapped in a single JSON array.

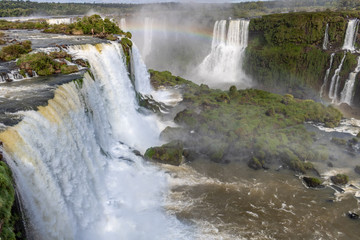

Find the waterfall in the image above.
[
  {"left": 119, "top": 18, "right": 127, "bottom": 32},
  {"left": 328, "top": 53, "right": 346, "bottom": 102},
  {"left": 196, "top": 19, "right": 251, "bottom": 88},
  {"left": 342, "top": 19, "right": 360, "bottom": 51},
  {"left": 211, "top": 20, "right": 227, "bottom": 49},
  {"left": 339, "top": 56, "right": 360, "bottom": 105},
  {"left": 142, "top": 17, "right": 154, "bottom": 61},
  {"left": 0, "top": 70, "right": 24, "bottom": 83},
  {"left": 131, "top": 44, "right": 153, "bottom": 95},
  {"left": 323, "top": 23, "right": 329, "bottom": 50},
  {"left": 0, "top": 42, "right": 191, "bottom": 240},
  {"left": 320, "top": 53, "right": 335, "bottom": 97}
]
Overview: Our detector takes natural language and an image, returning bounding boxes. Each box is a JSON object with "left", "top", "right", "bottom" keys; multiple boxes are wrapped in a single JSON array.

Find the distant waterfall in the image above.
[
  {"left": 142, "top": 17, "right": 154, "bottom": 61},
  {"left": 339, "top": 56, "right": 360, "bottom": 105},
  {"left": 0, "top": 42, "right": 191, "bottom": 240},
  {"left": 329, "top": 53, "right": 346, "bottom": 102},
  {"left": 342, "top": 19, "right": 359, "bottom": 51},
  {"left": 320, "top": 53, "right": 335, "bottom": 97},
  {"left": 196, "top": 19, "right": 251, "bottom": 88},
  {"left": 119, "top": 18, "right": 127, "bottom": 32},
  {"left": 323, "top": 23, "right": 329, "bottom": 50}
]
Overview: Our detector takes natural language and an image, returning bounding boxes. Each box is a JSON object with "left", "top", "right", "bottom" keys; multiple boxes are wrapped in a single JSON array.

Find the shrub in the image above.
[{"left": 0, "top": 41, "right": 32, "bottom": 61}]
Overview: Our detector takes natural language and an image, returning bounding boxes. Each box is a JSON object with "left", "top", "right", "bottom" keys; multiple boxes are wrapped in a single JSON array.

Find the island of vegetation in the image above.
[{"left": 145, "top": 70, "right": 342, "bottom": 175}]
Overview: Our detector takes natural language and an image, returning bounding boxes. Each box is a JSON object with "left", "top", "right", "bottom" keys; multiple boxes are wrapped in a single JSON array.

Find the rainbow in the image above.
[{"left": 124, "top": 21, "right": 214, "bottom": 41}]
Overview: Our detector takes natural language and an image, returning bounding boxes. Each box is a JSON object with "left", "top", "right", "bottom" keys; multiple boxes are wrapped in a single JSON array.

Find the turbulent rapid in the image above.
[{"left": 0, "top": 42, "right": 192, "bottom": 240}]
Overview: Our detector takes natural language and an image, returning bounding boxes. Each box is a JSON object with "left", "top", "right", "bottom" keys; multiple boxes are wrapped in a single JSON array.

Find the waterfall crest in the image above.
[
  {"left": 0, "top": 42, "right": 191, "bottom": 240},
  {"left": 196, "top": 19, "right": 251, "bottom": 88},
  {"left": 342, "top": 19, "right": 359, "bottom": 51},
  {"left": 340, "top": 56, "right": 360, "bottom": 105}
]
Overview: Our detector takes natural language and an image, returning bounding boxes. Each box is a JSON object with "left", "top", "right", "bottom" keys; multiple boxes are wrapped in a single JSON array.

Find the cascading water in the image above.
[
  {"left": 0, "top": 42, "right": 192, "bottom": 240},
  {"left": 323, "top": 23, "right": 329, "bottom": 50},
  {"left": 342, "top": 19, "right": 360, "bottom": 51},
  {"left": 0, "top": 70, "right": 24, "bottom": 83},
  {"left": 328, "top": 53, "right": 346, "bottom": 102},
  {"left": 131, "top": 44, "right": 153, "bottom": 95},
  {"left": 196, "top": 19, "right": 251, "bottom": 88},
  {"left": 320, "top": 53, "right": 335, "bottom": 97},
  {"left": 119, "top": 18, "right": 127, "bottom": 32},
  {"left": 339, "top": 56, "right": 360, "bottom": 105},
  {"left": 142, "top": 17, "right": 154, "bottom": 62}
]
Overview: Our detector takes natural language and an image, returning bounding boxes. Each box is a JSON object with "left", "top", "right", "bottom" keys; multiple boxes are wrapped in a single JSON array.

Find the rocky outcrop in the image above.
[{"left": 144, "top": 141, "right": 184, "bottom": 166}]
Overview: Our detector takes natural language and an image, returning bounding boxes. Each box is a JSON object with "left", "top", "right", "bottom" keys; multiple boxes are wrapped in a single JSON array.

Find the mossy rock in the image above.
[
  {"left": 330, "top": 174, "right": 349, "bottom": 185},
  {"left": 303, "top": 176, "right": 324, "bottom": 188},
  {"left": 60, "top": 65, "right": 78, "bottom": 74},
  {"left": 144, "top": 141, "right": 184, "bottom": 166},
  {"left": 357, "top": 132, "right": 360, "bottom": 138},
  {"left": 248, "top": 157, "right": 264, "bottom": 170}
]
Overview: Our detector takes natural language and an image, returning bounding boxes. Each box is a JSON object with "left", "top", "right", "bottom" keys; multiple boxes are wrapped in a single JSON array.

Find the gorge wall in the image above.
[{"left": 245, "top": 11, "right": 360, "bottom": 106}]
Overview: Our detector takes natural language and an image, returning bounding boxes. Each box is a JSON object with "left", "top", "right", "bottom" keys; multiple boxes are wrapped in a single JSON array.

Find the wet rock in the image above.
[
  {"left": 348, "top": 212, "right": 359, "bottom": 220},
  {"left": 330, "top": 184, "right": 345, "bottom": 193},
  {"left": 302, "top": 177, "right": 324, "bottom": 188},
  {"left": 132, "top": 150, "right": 142, "bottom": 157},
  {"left": 355, "top": 166, "right": 360, "bottom": 175},
  {"left": 330, "top": 174, "right": 349, "bottom": 185},
  {"left": 144, "top": 140, "right": 184, "bottom": 166},
  {"left": 327, "top": 162, "right": 333, "bottom": 168},
  {"left": 248, "top": 157, "right": 265, "bottom": 170}
]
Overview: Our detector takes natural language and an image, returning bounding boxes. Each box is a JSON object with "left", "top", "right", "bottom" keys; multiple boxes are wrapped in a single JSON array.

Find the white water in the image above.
[
  {"left": 328, "top": 53, "right": 346, "bottom": 102},
  {"left": 47, "top": 18, "right": 73, "bottom": 25},
  {"left": 131, "top": 44, "right": 153, "bottom": 95},
  {"left": 0, "top": 70, "right": 24, "bottom": 83},
  {"left": 119, "top": 18, "right": 127, "bottom": 32},
  {"left": 142, "top": 17, "right": 154, "bottom": 62},
  {"left": 340, "top": 56, "right": 360, "bottom": 105},
  {"left": 342, "top": 19, "right": 359, "bottom": 51},
  {"left": 0, "top": 42, "right": 192, "bottom": 240},
  {"left": 320, "top": 53, "right": 335, "bottom": 98},
  {"left": 323, "top": 23, "right": 329, "bottom": 50},
  {"left": 196, "top": 19, "right": 251, "bottom": 88}
]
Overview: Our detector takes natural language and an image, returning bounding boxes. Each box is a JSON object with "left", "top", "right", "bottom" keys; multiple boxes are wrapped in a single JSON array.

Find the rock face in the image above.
[
  {"left": 354, "top": 166, "right": 360, "bottom": 175},
  {"left": 348, "top": 212, "right": 359, "bottom": 220},
  {"left": 303, "top": 177, "right": 324, "bottom": 188},
  {"left": 330, "top": 174, "right": 349, "bottom": 185},
  {"left": 144, "top": 141, "right": 184, "bottom": 166}
]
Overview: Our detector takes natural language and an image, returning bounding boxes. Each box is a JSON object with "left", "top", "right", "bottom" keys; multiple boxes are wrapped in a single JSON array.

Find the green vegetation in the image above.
[
  {"left": 330, "top": 174, "right": 349, "bottom": 185},
  {"left": 0, "top": 41, "right": 31, "bottom": 61},
  {"left": 17, "top": 52, "right": 78, "bottom": 76},
  {"left": 0, "top": 159, "right": 16, "bottom": 240},
  {"left": 303, "top": 176, "right": 323, "bottom": 188},
  {"left": 44, "top": 15, "right": 123, "bottom": 37},
  {"left": 144, "top": 141, "right": 184, "bottom": 166},
  {"left": 0, "top": 20, "right": 48, "bottom": 31},
  {"left": 120, "top": 37, "right": 133, "bottom": 69},
  {"left": 0, "top": 31, "right": 5, "bottom": 45},
  {"left": 246, "top": 11, "right": 360, "bottom": 92},
  {"left": 147, "top": 70, "right": 342, "bottom": 173}
]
